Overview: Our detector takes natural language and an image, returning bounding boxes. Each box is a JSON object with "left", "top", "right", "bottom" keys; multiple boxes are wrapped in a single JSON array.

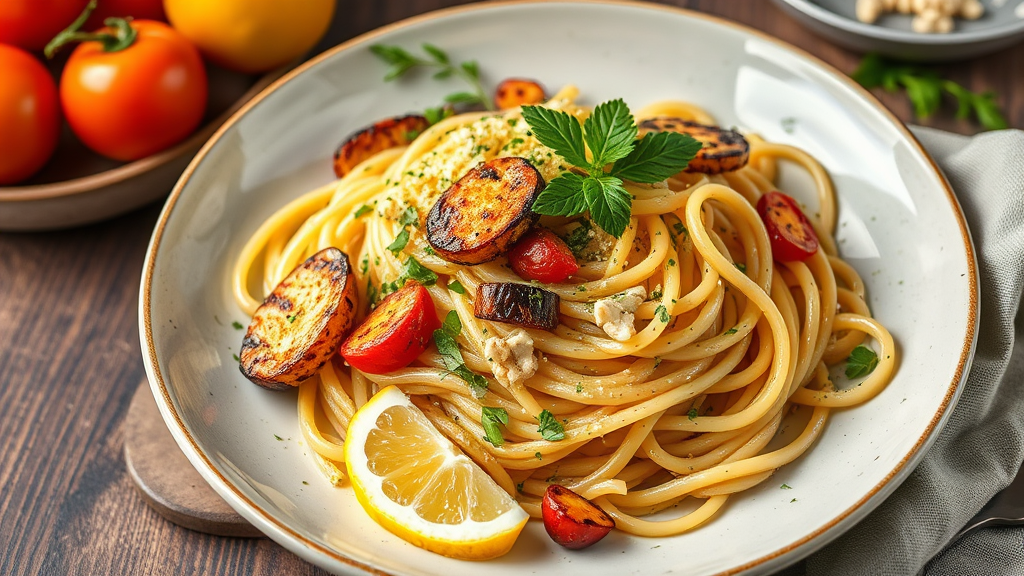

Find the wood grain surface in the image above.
[{"left": 0, "top": 1, "right": 1020, "bottom": 575}]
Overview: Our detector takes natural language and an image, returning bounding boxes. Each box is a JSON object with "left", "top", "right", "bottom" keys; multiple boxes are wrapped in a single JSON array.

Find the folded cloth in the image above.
[{"left": 777, "top": 127, "right": 1024, "bottom": 576}]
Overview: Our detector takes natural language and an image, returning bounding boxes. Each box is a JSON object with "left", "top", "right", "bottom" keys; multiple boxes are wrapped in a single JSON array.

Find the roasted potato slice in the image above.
[
  {"left": 333, "top": 114, "right": 430, "bottom": 178},
  {"left": 426, "top": 157, "right": 544, "bottom": 265},
  {"left": 239, "top": 247, "right": 357, "bottom": 390},
  {"left": 638, "top": 117, "right": 749, "bottom": 174},
  {"left": 474, "top": 282, "right": 560, "bottom": 331},
  {"left": 494, "top": 78, "right": 546, "bottom": 110}
]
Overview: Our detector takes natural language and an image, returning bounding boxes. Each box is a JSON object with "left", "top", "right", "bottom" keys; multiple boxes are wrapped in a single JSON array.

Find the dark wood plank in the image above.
[{"left": 0, "top": 1, "right": 1019, "bottom": 576}]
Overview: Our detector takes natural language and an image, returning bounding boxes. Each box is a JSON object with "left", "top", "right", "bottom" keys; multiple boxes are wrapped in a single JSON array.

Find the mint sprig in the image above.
[{"left": 521, "top": 99, "right": 700, "bottom": 237}]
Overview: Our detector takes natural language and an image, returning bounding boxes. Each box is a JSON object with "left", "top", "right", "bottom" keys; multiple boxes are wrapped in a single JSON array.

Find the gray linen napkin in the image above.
[{"left": 777, "top": 126, "right": 1024, "bottom": 576}]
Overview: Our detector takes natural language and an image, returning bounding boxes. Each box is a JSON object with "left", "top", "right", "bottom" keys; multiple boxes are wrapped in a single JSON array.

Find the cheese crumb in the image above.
[
  {"left": 594, "top": 286, "right": 647, "bottom": 342},
  {"left": 484, "top": 329, "right": 538, "bottom": 386},
  {"left": 856, "top": 0, "right": 983, "bottom": 32}
]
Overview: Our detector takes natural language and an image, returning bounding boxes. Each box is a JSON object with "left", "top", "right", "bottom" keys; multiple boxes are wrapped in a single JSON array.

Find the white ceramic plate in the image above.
[
  {"left": 773, "top": 0, "right": 1024, "bottom": 61},
  {"left": 140, "top": 2, "right": 979, "bottom": 575}
]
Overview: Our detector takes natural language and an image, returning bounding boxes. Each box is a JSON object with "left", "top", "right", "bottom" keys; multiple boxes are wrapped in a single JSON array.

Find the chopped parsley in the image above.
[
  {"left": 687, "top": 407, "right": 698, "bottom": 421},
  {"left": 537, "top": 410, "right": 565, "bottom": 441},
  {"left": 563, "top": 219, "right": 593, "bottom": 257},
  {"left": 481, "top": 407, "right": 509, "bottom": 447},
  {"left": 655, "top": 305, "right": 670, "bottom": 323},
  {"left": 448, "top": 280, "right": 466, "bottom": 295},
  {"left": 231, "top": 321, "right": 244, "bottom": 330},
  {"left": 353, "top": 204, "right": 373, "bottom": 218},
  {"left": 387, "top": 228, "right": 410, "bottom": 255},
  {"left": 274, "top": 434, "right": 283, "bottom": 441},
  {"left": 232, "top": 353, "right": 240, "bottom": 362},
  {"left": 735, "top": 262, "right": 746, "bottom": 273},
  {"left": 725, "top": 327, "right": 738, "bottom": 335},
  {"left": 781, "top": 484, "right": 792, "bottom": 490},
  {"left": 433, "top": 311, "right": 488, "bottom": 397},
  {"left": 845, "top": 345, "right": 879, "bottom": 379},
  {"left": 286, "top": 314, "right": 297, "bottom": 323}
]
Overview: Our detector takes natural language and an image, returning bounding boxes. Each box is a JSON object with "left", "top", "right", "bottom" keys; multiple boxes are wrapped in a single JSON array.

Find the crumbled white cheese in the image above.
[
  {"left": 484, "top": 329, "right": 538, "bottom": 386},
  {"left": 856, "top": 0, "right": 984, "bottom": 33},
  {"left": 594, "top": 286, "right": 647, "bottom": 342}
]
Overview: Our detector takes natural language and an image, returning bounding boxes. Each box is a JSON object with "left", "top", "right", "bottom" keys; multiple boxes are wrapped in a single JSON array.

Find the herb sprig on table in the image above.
[
  {"left": 852, "top": 53, "right": 1007, "bottom": 131},
  {"left": 521, "top": 99, "right": 702, "bottom": 238},
  {"left": 371, "top": 43, "right": 494, "bottom": 111}
]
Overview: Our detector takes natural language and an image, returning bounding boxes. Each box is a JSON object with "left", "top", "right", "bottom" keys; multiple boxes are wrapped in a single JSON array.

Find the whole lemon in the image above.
[{"left": 164, "top": 0, "right": 334, "bottom": 74}]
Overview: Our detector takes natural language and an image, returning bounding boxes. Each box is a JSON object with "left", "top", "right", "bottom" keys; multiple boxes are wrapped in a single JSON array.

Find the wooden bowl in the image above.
[{"left": 0, "top": 64, "right": 289, "bottom": 232}]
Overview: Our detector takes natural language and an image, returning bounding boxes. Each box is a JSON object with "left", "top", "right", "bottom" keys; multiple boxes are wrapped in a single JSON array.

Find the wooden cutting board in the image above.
[{"left": 124, "top": 382, "right": 263, "bottom": 538}]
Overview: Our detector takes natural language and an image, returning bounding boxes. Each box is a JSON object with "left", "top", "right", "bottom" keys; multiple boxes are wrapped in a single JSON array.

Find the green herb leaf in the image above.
[
  {"left": 424, "top": 106, "right": 454, "bottom": 126},
  {"left": 286, "top": 315, "right": 297, "bottom": 323},
  {"left": 448, "top": 280, "right": 466, "bottom": 294},
  {"left": 433, "top": 311, "right": 488, "bottom": 397},
  {"left": 781, "top": 483, "right": 792, "bottom": 489},
  {"left": 481, "top": 407, "right": 509, "bottom": 447},
  {"left": 845, "top": 345, "right": 879, "bottom": 379},
  {"left": 444, "top": 91, "right": 482, "bottom": 105},
  {"left": 655, "top": 304, "right": 670, "bottom": 323},
  {"left": 441, "top": 309, "right": 461, "bottom": 337},
  {"left": 563, "top": 219, "right": 592, "bottom": 257},
  {"left": 231, "top": 321, "right": 244, "bottom": 330},
  {"left": 532, "top": 173, "right": 590, "bottom": 217},
  {"left": 583, "top": 98, "right": 637, "bottom": 168},
  {"left": 370, "top": 44, "right": 493, "bottom": 109},
  {"left": 354, "top": 204, "right": 373, "bottom": 218},
  {"left": 400, "top": 257, "right": 437, "bottom": 286},
  {"left": 398, "top": 205, "right": 420, "bottom": 227},
  {"left": 537, "top": 409, "right": 565, "bottom": 441},
  {"left": 582, "top": 175, "right": 632, "bottom": 239},
  {"left": 232, "top": 353, "right": 240, "bottom": 362},
  {"left": 725, "top": 327, "right": 738, "bottom": 335},
  {"left": 387, "top": 228, "right": 410, "bottom": 255},
  {"left": 687, "top": 407, "right": 698, "bottom": 421},
  {"left": 421, "top": 43, "right": 449, "bottom": 64},
  {"left": 520, "top": 105, "right": 589, "bottom": 168},
  {"left": 611, "top": 130, "right": 701, "bottom": 183}
]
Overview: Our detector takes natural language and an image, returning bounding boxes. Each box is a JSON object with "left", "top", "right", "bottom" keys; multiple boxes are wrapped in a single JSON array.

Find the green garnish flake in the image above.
[
  {"left": 781, "top": 483, "right": 792, "bottom": 489},
  {"left": 448, "top": 280, "right": 466, "bottom": 294},
  {"left": 535, "top": 452, "right": 543, "bottom": 460},
  {"left": 387, "top": 228, "right": 410, "bottom": 255},
  {"left": 563, "top": 219, "right": 593, "bottom": 257},
  {"left": 576, "top": 383, "right": 583, "bottom": 394},
  {"left": 286, "top": 315, "right": 297, "bottom": 323},
  {"left": 735, "top": 262, "right": 746, "bottom": 273},
  {"left": 370, "top": 43, "right": 494, "bottom": 110},
  {"left": 481, "top": 406, "right": 509, "bottom": 447},
  {"left": 655, "top": 305, "right": 670, "bottom": 323},
  {"left": 845, "top": 345, "right": 879, "bottom": 379},
  {"left": 231, "top": 321, "right": 244, "bottom": 330},
  {"left": 232, "top": 353, "right": 240, "bottom": 362},
  {"left": 521, "top": 99, "right": 701, "bottom": 238},
  {"left": 274, "top": 434, "right": 283, "bottom": 441},
  {"left": 353, "top": 204, "right": 373, "bottom": 218},
  {"left": 433, "top": 311, "right": 488, "bottom": 397},
  {"left": 852, "top": 53, "right": 1007, "bottom": 130},
  {"left": 398, "top": 205, "right": 419, "bottom": 227},
  {"left": 537, "top": 409, "right": 565, "bottom": 441},
  {"left": 725, "top": 327, "right": 738, "bottom": 335},
  {"left": 687, "top": 407, "right": 698, "bottom": 421}
]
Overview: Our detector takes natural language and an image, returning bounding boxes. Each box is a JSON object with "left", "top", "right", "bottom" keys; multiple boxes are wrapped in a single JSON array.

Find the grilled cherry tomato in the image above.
[
  {"left": 542, "top": 485, "right": 615, "bottom": 550},
  {"left": 508, "top": 228, "right": 579, "bottom": 284},
  {"left": 0, "top": 0, "right": 89, "bottom": 51},
  {"left": 0, "top": 45, "right": 60, "bottom": 185},
  {"left": 339, "top": 282, "right": 440, "bottom": 374},
  {"left": 494, "top": 78, "right": 546, "bottom": 110},
  {"left": 165, "top": 0, "right": 334, "bottom": 73},
  {"left": 756, "top": 191, "right": 819, "bottom": 261},
  {"left": 48, "top": 4, "right": 207, "bottom": 162}
]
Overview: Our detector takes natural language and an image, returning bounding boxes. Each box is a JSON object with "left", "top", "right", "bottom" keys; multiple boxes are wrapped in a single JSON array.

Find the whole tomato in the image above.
[
  {"left": 86, "top": 0, "right": 166, "bottom": 29},
  {"left": 165, "top": 0, "right": 334, "bottom": 74},
  {"left": 0, "top": 45, "right": 60, "bottom": 185},
  {"left": 53, "top": 15, "right": 207, "bottom": 161},
  {"left": 0, "top": 0, "right": 89, "bottom": 51}
]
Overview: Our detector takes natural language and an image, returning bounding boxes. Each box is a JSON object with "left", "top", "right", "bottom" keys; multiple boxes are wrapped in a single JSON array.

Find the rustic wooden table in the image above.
[{"left": 1, "top": 1, "right": 1020, "bottom": 574}]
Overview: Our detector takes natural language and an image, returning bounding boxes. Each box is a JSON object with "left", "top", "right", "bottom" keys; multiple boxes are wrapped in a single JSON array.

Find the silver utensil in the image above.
[{"left": 952, "top": 461, "right": 1024, "bottom": 543}]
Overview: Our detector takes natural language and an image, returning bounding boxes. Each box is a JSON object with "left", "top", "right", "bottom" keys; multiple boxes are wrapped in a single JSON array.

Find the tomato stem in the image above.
[{"left": 44, "top": 0, "right": 137, "bottom": 59}]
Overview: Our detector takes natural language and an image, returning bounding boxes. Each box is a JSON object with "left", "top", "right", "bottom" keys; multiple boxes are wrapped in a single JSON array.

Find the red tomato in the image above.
[
  {"left": 756, "top": 191, "right": 820, "bottom": 261},
  {"left": 541, "top": 485, "right": 615, "bottom": 550},
  {"left": 508, "top": 228, "right": 579, "bottom": 284},
  {"left": 339, "top": 283, "right": 441, "bottom": 374},
  {"left": 86, "top": 0, "right": 166, "bottom": 29},
  {"left": 0, "top": 0, "right": 89, "bottom": 51},
  {"left": 0, "top": 45, "right": 60, "bottom": 185},
  {"left": 58, "top": 19, "right": 206, "bottom": 161}
]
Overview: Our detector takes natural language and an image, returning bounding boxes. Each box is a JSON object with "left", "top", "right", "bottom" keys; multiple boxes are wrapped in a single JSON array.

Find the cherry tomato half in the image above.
[
  {"left": 508, "top": 228, "right": 580, "bottom": 284},
  {"left": 756, "top": 191, "right": 819, "bottom": 262},
  {"left": 0, "top": 45, "right": 60, "bottom": 185},
  {"left": 0, "top": 0, "right": 89, "bottom": 51},
  {"left": 59, "top": 19, "right": 207, "bottom": 161},
  {"left": 339, "top": 282, "right": 440, "bottom": 374}
]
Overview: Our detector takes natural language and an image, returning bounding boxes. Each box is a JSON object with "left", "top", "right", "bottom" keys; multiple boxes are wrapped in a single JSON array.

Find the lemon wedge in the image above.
[{"left": 345, "top": 386, "right": 529, "bottom": 560}]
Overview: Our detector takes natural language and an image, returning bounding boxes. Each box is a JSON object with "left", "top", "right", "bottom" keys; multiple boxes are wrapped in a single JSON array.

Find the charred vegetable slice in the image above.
[
  {"left": 542, "top": 485, "right": 615, "bottom": 550},
  {"left": 333, "top": 114, "right": 429, "bottom": 178},
  {"left": 638, "top": 117, "right": 749, "bottom": 174},
  {"left": 426, "top": 156, "right": 544, "bottom": 265},
  {"left": 239, "top": 248, "right": 357, "bottom": 390},
  {"left": 339, "top": 282, "right": 440, "bottom": 374},
  {"left": 494, "top": 78, "right": 546, "bottom": 110},
  {"left": 474, "top": 282, "right": 559, "bottom": 331}
]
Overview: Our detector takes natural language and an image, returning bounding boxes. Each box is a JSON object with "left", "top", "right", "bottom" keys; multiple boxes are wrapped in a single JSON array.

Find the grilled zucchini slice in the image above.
[
  {"left": 426, "top": 157, "right": 544, "bottom": 265},
  {"left": 638, "top": 117, "right": 749, "bottom": 174},
  {"left": 333, "top": 114, "right": 429, "bottom": 178},
  {"left": 474, "top": 282, "right": 560, "bottom": 331},
  {"left": 239, "top": 247, "right": 357, "bottom": 390}
]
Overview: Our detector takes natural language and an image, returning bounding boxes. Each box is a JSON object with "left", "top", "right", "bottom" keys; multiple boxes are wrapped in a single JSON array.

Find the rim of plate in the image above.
[
  {"left": 140, "top": 1, "right": 980, "bottom": 574},
  {"left": 776, "top": 0, "right": 1024, "bottom": 45}
]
